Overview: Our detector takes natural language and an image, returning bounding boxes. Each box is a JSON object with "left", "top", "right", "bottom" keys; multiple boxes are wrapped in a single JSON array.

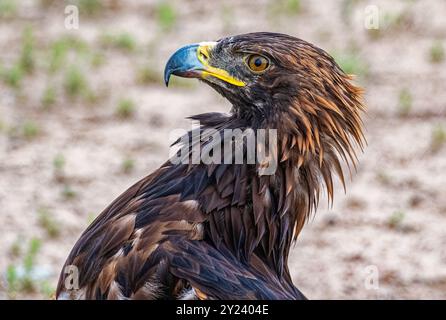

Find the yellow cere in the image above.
[{"left": 196, "top": 43, "right": 245, "bottom": 87}]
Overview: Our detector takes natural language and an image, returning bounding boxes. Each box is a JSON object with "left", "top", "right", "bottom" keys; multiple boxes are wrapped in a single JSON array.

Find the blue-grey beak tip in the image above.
[
  {"left": 164, "top": 44, "right": 201, "bottom": 88},
  {"left": 164, "top": 73, "right": 170, "bottom": 87}
]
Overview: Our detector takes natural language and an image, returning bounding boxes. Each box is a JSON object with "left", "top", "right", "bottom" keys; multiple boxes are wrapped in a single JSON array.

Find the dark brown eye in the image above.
[{"left": 246, "top": 54, "right": 269, "bottom": 72}]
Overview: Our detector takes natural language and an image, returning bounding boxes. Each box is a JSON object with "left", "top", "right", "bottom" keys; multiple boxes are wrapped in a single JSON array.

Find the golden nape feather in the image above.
[{"left": 56, "top": 32, "right": 365, "bottom": 300}]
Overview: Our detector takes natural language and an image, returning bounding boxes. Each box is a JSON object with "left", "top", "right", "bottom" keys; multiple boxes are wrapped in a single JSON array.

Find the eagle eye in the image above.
[{"left": 245, "top": 54, "right": 269, "bottom": 73}]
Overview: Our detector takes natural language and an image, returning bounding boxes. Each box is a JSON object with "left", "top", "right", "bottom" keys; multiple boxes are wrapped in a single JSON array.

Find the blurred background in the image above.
[{"left": 0, "top": 0, "right": 445, "bottom": 299}]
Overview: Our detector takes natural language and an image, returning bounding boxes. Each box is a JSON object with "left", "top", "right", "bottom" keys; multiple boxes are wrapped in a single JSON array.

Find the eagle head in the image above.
[
  {"left": 165, "top": 32, "right": 364, "bottom": 126},
  {"left": 165, "top": 32, "right": 365, "bottom": 208}
]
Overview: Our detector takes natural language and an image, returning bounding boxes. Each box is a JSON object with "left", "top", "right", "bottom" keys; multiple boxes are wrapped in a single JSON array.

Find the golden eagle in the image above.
[{"left": 56, "top": 32, "right": 365, "bottom": 300}]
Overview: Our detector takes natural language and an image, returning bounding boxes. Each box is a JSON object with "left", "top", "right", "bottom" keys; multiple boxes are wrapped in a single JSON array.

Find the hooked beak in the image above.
[{"left": 164, "top": 42, "right": 245, "bottom": 87}]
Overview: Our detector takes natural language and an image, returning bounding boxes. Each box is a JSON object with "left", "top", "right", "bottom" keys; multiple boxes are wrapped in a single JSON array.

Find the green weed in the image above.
[
  {"left": 41, "top": 86, "right": 57, "bottom": 109},
  {"left": 397, "top": 88, "right": 412, "bottom": 116},
  {"left": 37, "top": 207, "right": 60, "bottom": 238},
  {"left": 387, "top": 210, "right": 405, "bottom": 229},
  {"left": 429, "top": 41, "right": 445, "bottom": 64},
  {"left": 22, "top": 120, "right": 40, "bottom": 139},
  {"left": 116, "top": 98, "right": 135, "bottom": 118},
  {"left": 121, "top": 157, "right": 135, "bottom": 174},
  {"left": 19, "top": 27, "right": 35, "bottom": 74},
  {"left": 155, "top": 1, "right": 177, "bottom": 31},
  {"left": 64, "top": 66, "right": 88, "bottom": 99},
  {"left": 431, "top": 124, "right": 446, "bottom": 152}
]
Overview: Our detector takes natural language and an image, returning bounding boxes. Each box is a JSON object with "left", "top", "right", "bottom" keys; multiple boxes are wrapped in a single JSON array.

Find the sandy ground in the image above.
[{"left": 0, "top": 0, "right": 445, "bottom": 299}]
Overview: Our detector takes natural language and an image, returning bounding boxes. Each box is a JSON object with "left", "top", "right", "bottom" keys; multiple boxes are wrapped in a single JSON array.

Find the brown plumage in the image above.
[{"left": 56, "top": 32, "right": 365, "bottom": 300}]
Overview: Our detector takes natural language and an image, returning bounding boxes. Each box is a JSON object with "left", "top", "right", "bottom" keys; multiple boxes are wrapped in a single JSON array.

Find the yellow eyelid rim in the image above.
[{"left": 196, "top": 43, "right": 246, "bottom": 87}]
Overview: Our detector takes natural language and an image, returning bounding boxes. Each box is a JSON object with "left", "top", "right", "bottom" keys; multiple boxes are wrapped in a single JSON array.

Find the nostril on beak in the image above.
[{"left": 198, "top": 49, "right": 208, "bottom": 62}]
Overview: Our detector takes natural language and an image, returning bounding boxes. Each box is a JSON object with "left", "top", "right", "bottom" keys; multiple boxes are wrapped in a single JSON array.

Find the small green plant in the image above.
[
  {"left": 156, "top": 1, "right": 177, "bottom": 31},
  {"left": 6, "top": 238, "right": 51, "bottom": 297},
  {"left": 284, "top": 0, "right": 301, "bottom": 14},
  {"left": 84, "top": 89, "right": 103, "bottom": 105},
  {"left": 38, "top": 0, "right": 56, "bottom": 8},
  {"left": 114, "top": 33, "right": 136, "bottom": 51},
  {"left": 62, "top": 185, "right": 77, "bottom": 199},
  {"left": 19, "top": 273, "right": 34, "bottom": 293},
  {"left": 101, "top": 32, "right": 136, "bottom": 52},
  {"left": 429, "top": 41, "right": 445, "bottom": 64},
  {"left": 53, "top": 153, "right": 66, "bottom": 171},
  {"left": 38, "top": 208, "right": 60, "bottom": 238},
  {"left": 21, "top": 238, "right": 42, "bottom": 293},
  {"left": 397, "top": 88, "right": 412, "bottom": 116},
  {"left": 136, "top": 65, "right": 159, "bottom": 85},
  {"left": 382, "top": 10, "right": 413, "bottom": 33},
  {"left": 48, "top": 40, "right": 68, "bottom": 73},
  {"left": 333, "top": 50, "right": 368, "bottom": 77},
  {"left": 78, "top": 0, "right": 103, "bottom": 16},
  {"left": 6, "top": 265, "right": 18, "bottom": 297},
  {"left": 53, "top": 153, "right": 66, "bottom": 182},
  {"left": 0, "top": 0, "right": 17, "bottom": 18},
  {"left": 91, "top": 51, "right": 105, "bottom": 68},
  {"left": 41, "top": 86, "right": 56, "bottom": 109},
  {"left": 116, "top": 98, "right": 135, "bottom": 118},
  {"left": 64, "top": 66, "right": 88, "bottom": 99},
  {"left": 19, "top": 27, "right": 35, "bottom": 74},
  {"left": 24, "top": 238, "right": 41, "bottom": 272},
  {"left": 2, "top": 63, "right": 23, "bottom": 88},
  {"left": 47, "top": 36, "right": 89, "bottom": 73},
  {"left": 9, "top": 237, "right": 22, "bottom": 257},
  {"left": 269, "top": 0, "right": 302, "bottom": 20},
  {"left": 39, "top": 281, "right": 55, "bottom": 298},
  {"left": 122, "top": 157, "right": 135, "bottom": 174},
  {"left": 376, "top": 170, "right": 391, "bottom": 186},
  {"left": 431, "top": 124, "right": 446, "bottom": 152},
  {"left": 387, "top": 210, "right": 405, "bottom": 229},
  {"left": 66, "top": 35, "right": 89, "bottom": 53},
  {"left": 22, "top": 120, "right": 39, "bottom": 139}
]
